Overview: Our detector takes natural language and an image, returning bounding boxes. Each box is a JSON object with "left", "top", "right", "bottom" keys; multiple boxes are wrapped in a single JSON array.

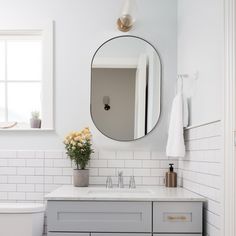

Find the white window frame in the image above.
[{"left": 0, "top": 21, "right": 54, "bottom": 130}]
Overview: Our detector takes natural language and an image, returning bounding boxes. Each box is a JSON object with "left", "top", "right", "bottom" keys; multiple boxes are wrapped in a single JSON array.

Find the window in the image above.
[{"left": 0, "top": 23, "right": 53, "bottom": 130}]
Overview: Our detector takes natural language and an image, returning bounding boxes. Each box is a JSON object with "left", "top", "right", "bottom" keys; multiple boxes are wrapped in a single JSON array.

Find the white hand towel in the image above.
[
  {"left": 166, "top": 92, "right": 186, "bottom": 158},
  {"left": 183, "top": 95, "right": 189, "bottom": 128}
]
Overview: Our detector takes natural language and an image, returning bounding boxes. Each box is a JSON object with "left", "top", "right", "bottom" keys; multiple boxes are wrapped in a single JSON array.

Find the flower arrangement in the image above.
[{"left": 64, "top": 127, "right": 94, "bottom": 170}]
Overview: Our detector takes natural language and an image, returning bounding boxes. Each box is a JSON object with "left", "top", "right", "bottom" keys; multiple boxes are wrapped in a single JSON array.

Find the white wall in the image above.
[
  {"left": 177, "top": 1, "right": 224, "bottom": 235},
  {"left": 0, "top": 0, "right": 177, "bottom": 151},
  {"left": 178, "top": 0, "right": 223, "bottom": 126}
]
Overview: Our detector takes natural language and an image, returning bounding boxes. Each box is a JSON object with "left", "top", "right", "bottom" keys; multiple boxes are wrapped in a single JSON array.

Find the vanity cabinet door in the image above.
[
  {"left": 47, "top": 201, "right": 152, "bottom": 233},
  {"left": 153, "top": 202, "right": 203, "bottom": 234}
]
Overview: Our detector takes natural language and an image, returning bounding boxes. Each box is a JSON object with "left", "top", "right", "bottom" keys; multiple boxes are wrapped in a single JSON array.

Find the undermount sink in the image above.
[{"left": 87, "top": 188, "right": 153, "bottom": 195}]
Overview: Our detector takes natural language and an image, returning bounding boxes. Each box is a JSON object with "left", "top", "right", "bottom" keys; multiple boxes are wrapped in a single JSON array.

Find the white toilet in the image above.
[{"left": 0, "top": 203, "right": 45, "bottom": 236}]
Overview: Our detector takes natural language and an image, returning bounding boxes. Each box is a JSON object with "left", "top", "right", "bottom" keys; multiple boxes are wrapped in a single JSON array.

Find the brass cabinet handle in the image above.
[{"left": 167, "top": 215, "right": 187, "bottom": 221}]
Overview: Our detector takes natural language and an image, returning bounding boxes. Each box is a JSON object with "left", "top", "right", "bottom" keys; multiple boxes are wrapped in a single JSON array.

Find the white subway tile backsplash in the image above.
[
  {"left": 117, "top": 168, "right": 133, "bottom": 176},
  {"left": 53, "top": 159, "right": 71, "bottom": 168},
  {"left": 26, "top": 159, "right": 44, "bottom": 167},
  {"left": 35, "top": 184, "right": 44, "bottom": 192},
  {"left": 133, "top": 169, "right": 151, "bottom": 177},
  {"left": 8, "top": 159, "right": 26, "bottom": 167},
  {"left": 142, "top": 160, "right": 160, "bottom": 168},
  {"left": 107, "top": 160, "right": 124, "bottom": 168},
  {"left": 17, "top": 184, "right": 34, "bottom": 192},
  {"left": 88, "top": 168, "right": 98, "bottom": 176},
  {"left": 44, "top": 151, "right": 63, "bottom": 159},
  {"left": 44, "top": 184, "right": 60, "bottom": 193},
  {"left": 0, "top": 184, "right": 16, "bottom": 191},
  {"left": 90, "top": 159, "right": 107, "bottom": 168},
  {"left": 99, "top": 168, "right": 116, "bottom": 176},
  {"left": 26, "top": 176, "right": 44, "bottom": 184},
  {"left": 8, "top": 176, "right": 25, "bottom": 184},
  {"left": 142, "top": 177, "right": 159, "bottom": 185},
  {"left": 99, "top": 150, "right": 116, "bottom": 160},
  {"left": 26, "top": 192, "right": 44, "bottom": 201},
  {"left": 151, "top": 151, "right": 167, "bottom": 159},
  {"left": 53, "top": 176, "right": 71, "bottom": 184},
  {"left": 180, "top": 121, "right": 222, "bottom": 236},
  {"left": 134, "top": 151, "right": 151, "bottom": 160},
  {"left": 0, "top": 149, "right": 177, "bottom": 203},
  {"left": 44, "top": 176, "right": 53, "bottom": 184},
  {"left": 0, "top": 151, "right": 17, "bottom": 159},
  {"left": 0, "top": 167, "right": 16, "bottom": 175},
  {"left": 8, "top": 192, "right": 26, "bottom": 200},
  {"left": 116, "top": 151, "right": 133, "bottom": 160},
  {"left": 35, "top": 168, "right": 44, "bottom": 175},
  {"left": 125, "top": 160, "right": 142, "bottom": 168},
  {"left": 45, "top": 167, "right": 62, "bottom": 176},
  {"left": 17, "top": 167, "right": 35, "bottom": 175},
  {"left": 0, "top": 176, "right": 7, "bottom": 183},
  {"left": 0, "top": 159, "right": 8, "bottom": 166},
  {"left": 17, "top": 151, "right": 35, "bottom": 159}
]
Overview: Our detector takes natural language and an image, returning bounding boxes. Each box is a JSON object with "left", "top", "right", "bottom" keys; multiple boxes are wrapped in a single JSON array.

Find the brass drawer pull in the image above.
[{"left": 167, "top": 215, "right": 187, "bottom": 221}]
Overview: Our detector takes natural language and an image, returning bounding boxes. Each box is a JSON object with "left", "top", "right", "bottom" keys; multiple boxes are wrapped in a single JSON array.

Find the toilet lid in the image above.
[{"left": 0, "top": 203, "right": 45, "bottom": 213}]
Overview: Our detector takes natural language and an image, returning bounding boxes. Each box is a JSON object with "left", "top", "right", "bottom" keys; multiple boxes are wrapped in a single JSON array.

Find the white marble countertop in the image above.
[{"left": 45, "top": 185, "right": 205, "bottom": 202}]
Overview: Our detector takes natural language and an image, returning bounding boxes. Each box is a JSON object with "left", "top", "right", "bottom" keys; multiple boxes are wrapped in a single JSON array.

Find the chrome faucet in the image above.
[
  {"left": 106, "top": 176, "right": 113, "bottom": 188},
  {"left": 118, "top": 171, "right": 124, "bottom": 188},
  {"left": 129, "top": 176, "right": 136, "bottom": 189}
]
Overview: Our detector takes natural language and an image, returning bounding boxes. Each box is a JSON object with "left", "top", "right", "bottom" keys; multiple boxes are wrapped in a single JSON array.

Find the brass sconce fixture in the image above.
[{"left": 117, "top": 0, "right": 136, "bottom": 32}]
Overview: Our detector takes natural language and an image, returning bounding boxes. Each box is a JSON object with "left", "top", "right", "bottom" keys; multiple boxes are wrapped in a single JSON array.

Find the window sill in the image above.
[{"left": 0, "top": 128, "right": 54, "bottom": 131}]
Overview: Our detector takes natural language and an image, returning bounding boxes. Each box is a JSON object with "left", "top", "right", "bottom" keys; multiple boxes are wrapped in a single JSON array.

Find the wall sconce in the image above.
[
  {"left": 117, "top": 0, "right": 136, "bottom": 32},
  {"left": 103, "top": 96, "right": 111, "bottom": 111}
]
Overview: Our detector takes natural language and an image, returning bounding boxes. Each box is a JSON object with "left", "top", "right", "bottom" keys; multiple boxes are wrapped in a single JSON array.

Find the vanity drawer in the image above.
[
  {"left": 92, "top": 234, "right": 151, "bottom": 236},
  {"left": 47, "top": 201, "right": 152, "bottom": 233},
  {"left": 153, "top": 202, "right": 203, "bottom": 233},
  {"left": 48, "top": 234, "right": 89, "bottom": 236},
  {"left": 154, "top": 235, "right": 202, "bottom": 236}
]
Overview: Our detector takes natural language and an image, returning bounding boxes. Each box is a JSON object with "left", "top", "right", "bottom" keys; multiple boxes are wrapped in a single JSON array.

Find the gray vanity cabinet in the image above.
[
  {"left": 47, "top": 200, "right": 203, "bottom": 236},
  {"left": 153, "top": 202, "right": 203, "bottom": 234}
]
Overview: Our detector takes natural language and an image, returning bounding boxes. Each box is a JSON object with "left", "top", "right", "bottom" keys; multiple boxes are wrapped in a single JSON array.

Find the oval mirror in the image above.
[{"left": 91, "top": 36, "right": 161, "bottom": 141}]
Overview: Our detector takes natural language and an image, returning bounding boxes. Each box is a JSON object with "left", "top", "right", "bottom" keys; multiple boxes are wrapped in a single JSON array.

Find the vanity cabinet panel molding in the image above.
[
  {"left": 48, "top": 234, "right": 90, "bottom": 236},
  {"left": 47, "top": 201, "right": 152, "bottom": 233},
  {"left": 153, "top": 202, "right": 203, "bottom": 233}
]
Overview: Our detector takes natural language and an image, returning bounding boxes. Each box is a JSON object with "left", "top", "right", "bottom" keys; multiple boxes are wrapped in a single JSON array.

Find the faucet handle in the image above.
[
  {"left": 106, "top": 176, "right": 113, "bottom": 188},
  {"left": 129, "top": 176, "right": 136, "bottom": 189}
]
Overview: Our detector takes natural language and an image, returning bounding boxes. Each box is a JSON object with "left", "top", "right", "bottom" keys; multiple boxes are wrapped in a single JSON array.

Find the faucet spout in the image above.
[{"left": 118, "top": 171, "right": 124, "bottom": 188}]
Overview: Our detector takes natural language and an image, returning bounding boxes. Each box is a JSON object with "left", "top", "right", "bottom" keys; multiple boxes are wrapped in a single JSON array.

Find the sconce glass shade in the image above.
[{"left": 117, "top": 0, "right": 136, "bottom": 32}]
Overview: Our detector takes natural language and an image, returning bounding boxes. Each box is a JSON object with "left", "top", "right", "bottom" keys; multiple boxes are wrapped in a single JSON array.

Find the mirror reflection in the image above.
[{"left": 91, "top": 36, "right": 161, "bottom": 141}]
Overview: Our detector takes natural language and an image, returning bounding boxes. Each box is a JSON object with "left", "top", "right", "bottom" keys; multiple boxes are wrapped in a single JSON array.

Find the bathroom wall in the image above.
[
  {"left": 177, "top": 0, "right": 224, "bottom": 236},
  {"left": 0, "top": 0, "right": 177, "bottom": 151},
  {"left": 0, "top": 149, "right": 177, "bottom": 203},
  {"left": 179, "top": 121, "right": 222, "bottom": 236},
  {"left": 178, "top": 0, "right": 223, "bottom": 126}
]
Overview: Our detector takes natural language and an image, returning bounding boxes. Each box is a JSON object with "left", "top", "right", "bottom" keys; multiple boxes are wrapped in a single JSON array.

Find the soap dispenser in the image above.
[{"left": 165, "top": 163, "right": 177, "bottom": 187}]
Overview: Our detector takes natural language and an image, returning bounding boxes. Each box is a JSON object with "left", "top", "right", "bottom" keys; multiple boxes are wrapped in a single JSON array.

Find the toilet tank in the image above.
[{"left": 0, "top": 203, "right": 45, "bottom": 236}]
